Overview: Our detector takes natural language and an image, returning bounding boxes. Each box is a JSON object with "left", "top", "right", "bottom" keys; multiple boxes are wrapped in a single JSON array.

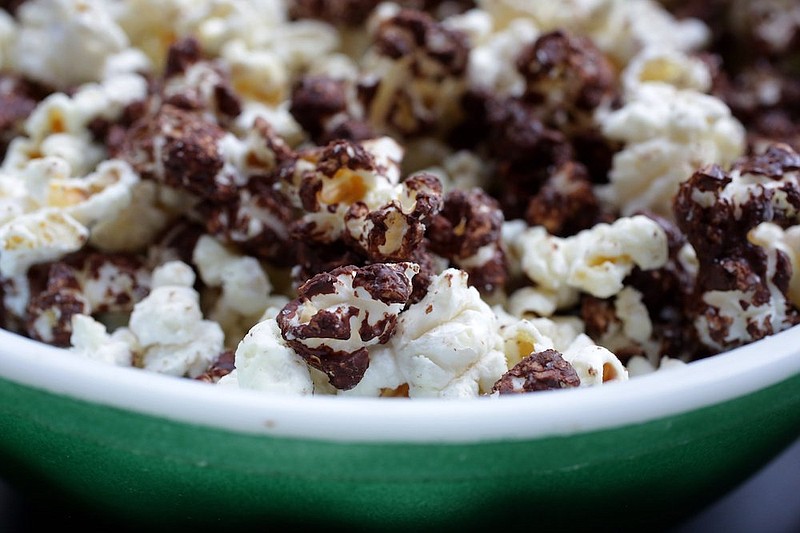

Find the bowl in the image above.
[{"left": 1, "top": 325, "right": 799, "bottom": 532}]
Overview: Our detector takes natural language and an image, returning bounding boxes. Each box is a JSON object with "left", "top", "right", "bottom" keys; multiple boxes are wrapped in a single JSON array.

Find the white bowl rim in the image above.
[{"left": 1, "top": 325, "right": 799, "bottom": 443}]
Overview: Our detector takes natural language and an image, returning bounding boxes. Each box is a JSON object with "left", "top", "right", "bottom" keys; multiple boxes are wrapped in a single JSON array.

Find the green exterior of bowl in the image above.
[{"left": 1, "top": 371, "right": 799, "bottom": 531}]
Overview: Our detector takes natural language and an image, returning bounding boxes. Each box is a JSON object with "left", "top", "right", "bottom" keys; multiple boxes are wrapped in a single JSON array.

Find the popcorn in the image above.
[
  {"left": 388, "top": 268, "right": 507, "bottom": 398},
  {"left": 276, "top": 262, "right": 419, "bottom": 390},
  {"left": 222, "top": 317, "right": 314, "bottom": 395},
  {"left": 586, "top": 0, "right": 710, "bottom": 65},
  {"left": 674, "top": 143, "right": 800, "bottom": 352},
  {"left": 25, "top": 251, "right": 151, "bottom": 345},
  {"left": 516, "top": 29, "right": 617, "bottom": 136},
  {"left": 344, "top": 171, "right": 443, "bottom": 262},
  {"left": 492, "top": 349, "right": 581, "bottom": 394},
  {"left": 496, "top": 315, "right": 557, "bottom": 368},
  {"left": 461, "top": 16, "right": 539, "bottom": 97},
  {"left": 160, "top": 36, "right": 243, "bottom": 123},
  {"left": 222, "top": 39, "right": 288, "bottom": 108},
  {"left": 514, "top": 215, "right": 669, "bottom": 305},
  {"left": 477, "top": 0, "right": 709, "bottom": 66},
  {"left": 69, "top": 313, "right": 135, "bottom": 366},
  {"left": 88, "top": 180, "right": 175, "bottom": 253},
  {"left": 560, "top": 333, "right": 629, "bottom": 386},
  {"left": 129, "top": 261, "right": 225, "bottom": 377},
  {"left": 12, "top": 0, "right": 129, "bottom": 88},
  {"left": 0, "top": 209, "right": 88, "bottom": 278},
  {"left": 427, "top": 187, "right": 507, "bottom": 294},
  {"left": 289, "top": 74, "right": 371, "bottom": 145},
  {"left": 192, "top": 234, "right": 273, "bottom": 344},
  {"left": 621, "top": 47, "right": 713, "bottom": 95},
  {"left": 359, "top": 8, "right": 470, "bottom": 138},
  {"left": 290, "top": 136, "right": 404, "bottom": 245},
  {"left": 598, "top": 83, "right": 746, "bottom": 218}
]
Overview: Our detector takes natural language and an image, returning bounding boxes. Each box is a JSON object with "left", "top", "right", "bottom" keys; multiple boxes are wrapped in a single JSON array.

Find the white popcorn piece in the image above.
[
  {"left": 621, "top": 47, "right": 713, "bottom": 96},
  {"left": 477, "top": 0, "right": 708, "bottom": 68},
  {"left": 260, "top": 19, "right": 340, "bottom": 75},
  {"left": 561, "top": 333, "right": 628, "bottom": 386},
  {"left": 465, "top": 16, "right": 539, "bottom": 97},
  {"left": 139, "top": 320, "right": 225, "bottom": 378},
  {"left": 233, "top": 101, "right": 305, "bottom": 147},
  {"left": 193, "top": 234, "right": 273, "bottom": 345},
  {"left": 495, "top": 304, "right": 585, "bottom": 354},
  {"left": 476, "top": 0, "right": 598, "bottom": 33},
  {"left": 586, "top": 0, "right": 710, "bottom": 65},
  {"left": 422, "top": 149, "right": 490, "bottom": 194},
  {"left": 626, "top": 354, "right": 687, "bottom": 377},
  {"left": 110, "top": 0, "right": 192, "bottom": 68},
  {"left": 0, "top": 208, "right": 88, "bottom": 277},
  {"left": 179, "top": 0, "right": 288, "bottom": 55},
  {"left": 390, "top": 268, "right": 507, "bottom": 398},
  {"left": 339, "top": 344, "right": 406, "bottom": 397},
  {"left": 528, "top": 316, "right": 586, "bottom": 352},
  {"left": 89, "top": 181, "right": 174, "bottom": 253},
  {"left": 46, "top": 159, "right": 139, "bottom": 228},
  {"left": 69, "top": 314, "right": 134, "bottom": 367},
  {"left": 130, "top": 261, "right": 225, "bottom": 378},
  {"left": 598, "top": 84, "right": 746, "bottom": 218},
  {"left": 221, "top": 38, "right": 288, "bottom": 106},
  {"left": 515, "top": 215, "right": 668, "bottom": 301},
  {"left": 229, "top": 318, "right": 314, "bottom": 395},
  {"left": 614, "top": 286, "right": 654, "bottom": 343},
  {"left": 496, "top": 316, "right": 556, "bottom": 368},
  {"left": 3, "top": 131, "right": 103, "bottom": 181},
  {"left": 130, "top": 282, "right": 202, "bottom": 346},
  {"left": 506, "top": 284, "right": 580, "bottom": 318},
  {"left": 12, "top": 0, "right": 129, "bottom": 88},
  {"left": 591, "top": 286, "right": 655, "bottom": 356},
  {"left": 193, "top": 234, "right": 272, "bottom": 316}
]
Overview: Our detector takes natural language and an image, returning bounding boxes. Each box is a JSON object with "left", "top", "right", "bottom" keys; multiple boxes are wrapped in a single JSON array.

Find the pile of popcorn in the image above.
[{"left": 0, "top": 0, "right": 798, "bottom": 398}]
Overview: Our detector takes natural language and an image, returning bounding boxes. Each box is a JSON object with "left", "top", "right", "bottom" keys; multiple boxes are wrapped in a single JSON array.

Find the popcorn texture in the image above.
[
  {"left": 12, "top": 0, "right": 129, "bottom": 88},
  {"left": 492, "top": 349, "right": 581, "bottom": 394},
  {"left": 276, "top": 262, "right": 418, "bottom": 390},
  {"left": 389, "top": 268, "right": 507, "bottom": 398},
  {"left": 129, "top": 261, "right": 225, "bottom": 378},
  {"left": 599, "top": 83, "right": 746, "bottom": 218},
  {"left": 674, "top": 144, "right": 800, "bottom": 352},
  {"left": 514, "top": 215, "right": 669, "bottom": 305},
  {"left": 0, "top": 0, "right": 798, "bottom": 399}
]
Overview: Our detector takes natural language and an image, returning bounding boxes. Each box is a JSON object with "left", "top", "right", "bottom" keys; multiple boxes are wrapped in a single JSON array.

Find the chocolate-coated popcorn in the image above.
[
  {"left": 517, "top": 29, "right": 617, "bottom": 136},
  {"left": 359, "top": 8, "right": 470, "bottom": 137},
  {"left": 492, "top": 349, "right": 581, "bottom": 394},
  {"left": 276, "top": 262, "right": 418, "bottom": 390},
  {"left": 25, "top": 251, "right": 150, "bottom": 346},
  {"left": 674, "top": 143, "right": 800, "bottom": 351},
  {"left": 427, "top": 187, "right": 507, "bottom": 293}
]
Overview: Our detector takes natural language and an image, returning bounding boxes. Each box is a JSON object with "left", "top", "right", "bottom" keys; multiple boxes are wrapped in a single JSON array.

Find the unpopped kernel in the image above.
[{"left": 0, "top": 0, "right": 798, "bottom": 398}]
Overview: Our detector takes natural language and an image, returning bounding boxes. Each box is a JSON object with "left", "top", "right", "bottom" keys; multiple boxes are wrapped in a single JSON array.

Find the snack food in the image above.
[{"left": 0, "top": 0, "right": 798, "bottom": 398}]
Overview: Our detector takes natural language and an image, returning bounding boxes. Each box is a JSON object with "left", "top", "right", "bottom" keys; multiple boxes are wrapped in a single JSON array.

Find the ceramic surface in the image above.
[{"left": 1, "top": 327, "right": 799, "bottom": 530}]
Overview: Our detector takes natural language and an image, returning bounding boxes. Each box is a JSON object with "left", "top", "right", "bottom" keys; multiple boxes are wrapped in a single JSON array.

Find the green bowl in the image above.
[{"left": 1, "top": 326, "right": 799, "bottom": 531}]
